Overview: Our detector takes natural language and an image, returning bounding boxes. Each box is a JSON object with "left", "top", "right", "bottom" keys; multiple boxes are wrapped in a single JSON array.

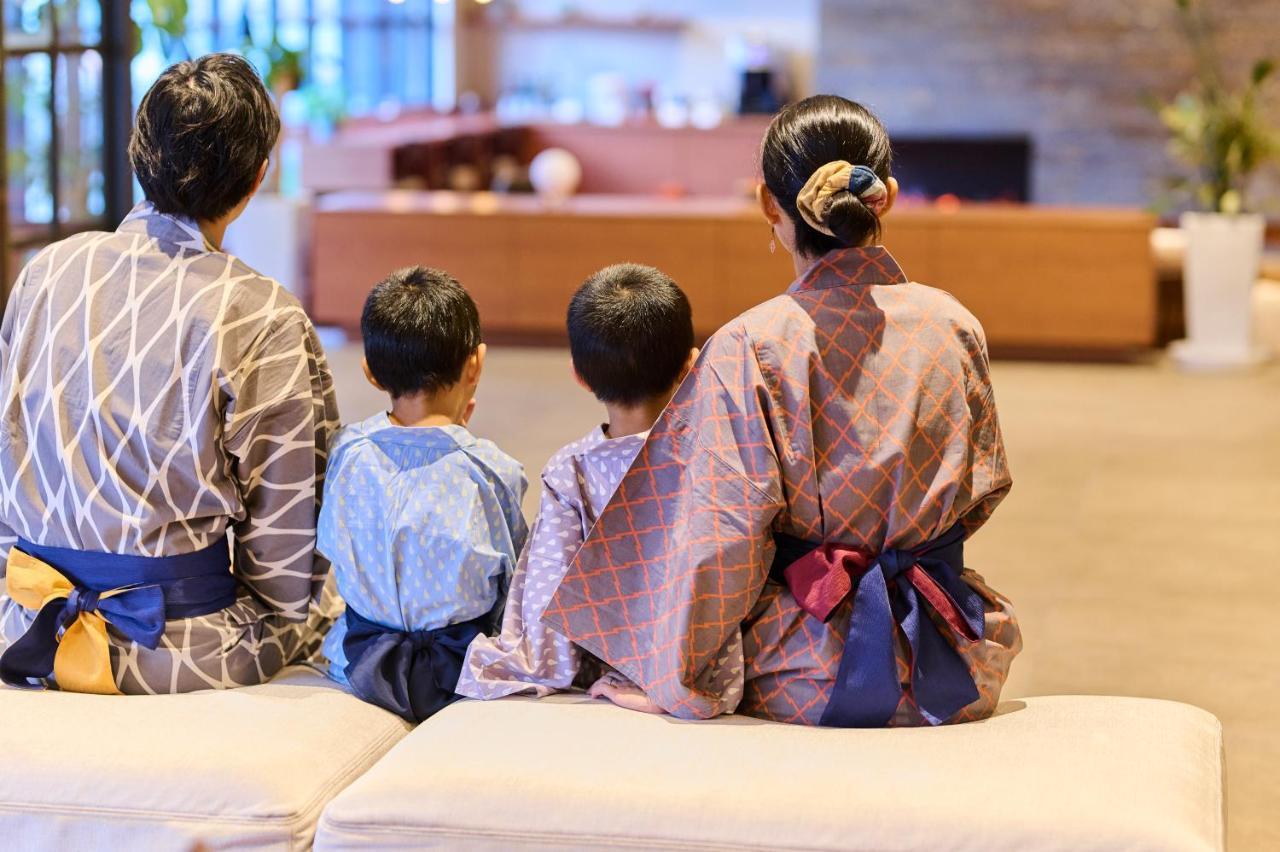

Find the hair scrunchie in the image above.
[{"left": 795, "top": 161, "right": 889, "bottom": 237}]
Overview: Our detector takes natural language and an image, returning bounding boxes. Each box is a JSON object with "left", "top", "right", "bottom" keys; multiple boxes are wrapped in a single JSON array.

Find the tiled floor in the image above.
[{"left": 328, "top": 343, "right": 1280, "bottom": 849}]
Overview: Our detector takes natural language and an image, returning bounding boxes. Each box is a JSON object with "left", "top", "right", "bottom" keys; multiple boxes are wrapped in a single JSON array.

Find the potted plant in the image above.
[{"left": 1158, "top": 0, "right": 1276, "bottom": 369}]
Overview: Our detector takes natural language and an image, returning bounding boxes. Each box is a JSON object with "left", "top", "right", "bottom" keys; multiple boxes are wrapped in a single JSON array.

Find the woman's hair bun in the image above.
[{"left": 761, "top": 96, "right": 892, "bottom": 256}]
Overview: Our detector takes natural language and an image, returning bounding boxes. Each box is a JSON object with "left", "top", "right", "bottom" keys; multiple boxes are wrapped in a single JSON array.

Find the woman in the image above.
[
  {"left": 544, "top": 95, "right": 1021, "bottom": 726},
  {"left": 0, "top": 54, "right": 339, "bottom": 694}
]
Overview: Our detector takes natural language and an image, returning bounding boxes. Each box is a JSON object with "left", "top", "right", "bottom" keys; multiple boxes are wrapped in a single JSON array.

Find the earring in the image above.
[{"left": 769, "top": 233, "right": 777, "bottom": 254}]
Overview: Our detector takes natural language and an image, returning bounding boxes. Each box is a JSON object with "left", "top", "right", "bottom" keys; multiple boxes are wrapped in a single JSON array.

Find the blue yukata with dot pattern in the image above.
[{"left": 319, "top": 413, "right": 528, "bottom": 685}]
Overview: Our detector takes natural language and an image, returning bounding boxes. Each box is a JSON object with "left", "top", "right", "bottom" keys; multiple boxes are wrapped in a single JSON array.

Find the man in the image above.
[{"left": 0, "top": 53, "right": 340, "bottom": 694}]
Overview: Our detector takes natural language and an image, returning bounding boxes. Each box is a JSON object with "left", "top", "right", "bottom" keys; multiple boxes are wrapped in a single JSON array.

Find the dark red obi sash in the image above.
[{"left": 770, "top": 523, "right": 984, "bottom": 727}]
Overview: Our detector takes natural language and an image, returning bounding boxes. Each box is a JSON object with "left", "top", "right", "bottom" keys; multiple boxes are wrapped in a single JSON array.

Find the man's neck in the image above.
[{"left": 197, "top": 217, "right": 229, "bottom": 251}]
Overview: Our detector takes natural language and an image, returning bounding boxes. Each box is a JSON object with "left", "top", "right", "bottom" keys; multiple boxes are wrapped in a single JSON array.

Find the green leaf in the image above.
[
  {"left": 147, "top": 0, "right": 189, "bottom": 40},
  {"left": 1251, "top": 58, "right": 1275, "bottom": 86}
]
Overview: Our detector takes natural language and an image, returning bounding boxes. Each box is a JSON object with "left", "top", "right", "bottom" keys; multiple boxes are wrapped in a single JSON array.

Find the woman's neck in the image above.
[
  {"left": 791, "top": 240, "right": 877, "bottom": 276},
  {"left": 793, "top": 252, "right": 820, "bottom": 276}
]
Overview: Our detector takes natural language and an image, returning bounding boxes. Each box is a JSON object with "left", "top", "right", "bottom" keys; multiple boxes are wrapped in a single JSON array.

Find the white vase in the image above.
[
  {"left": 528, "top": 148, "right": 582, "bottom": 203},
  {"left": 1170, "top": 211, "right": 1268, "bottom": 370}
]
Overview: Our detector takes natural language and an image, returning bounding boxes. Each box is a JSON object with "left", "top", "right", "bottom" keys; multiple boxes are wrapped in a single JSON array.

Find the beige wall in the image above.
[
  {"left": 817, "top": 0, "right": 1280, "bottom": 207},
  {"left": 456, "top": 0, "right": 818, "bottom": 109}
]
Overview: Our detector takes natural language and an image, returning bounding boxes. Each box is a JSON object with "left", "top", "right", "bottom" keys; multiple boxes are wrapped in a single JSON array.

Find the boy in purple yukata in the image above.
[
  {"left": 457, "top": 264, "right": 696, "bottom": 702},
  {"left": 320, "top": 267, "right": 527, "bottom": 723}
]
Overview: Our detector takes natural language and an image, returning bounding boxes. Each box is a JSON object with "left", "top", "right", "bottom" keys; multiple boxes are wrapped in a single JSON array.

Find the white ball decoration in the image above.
[{"left": 529, "top": 148, "right": 583, "bottom": 202}]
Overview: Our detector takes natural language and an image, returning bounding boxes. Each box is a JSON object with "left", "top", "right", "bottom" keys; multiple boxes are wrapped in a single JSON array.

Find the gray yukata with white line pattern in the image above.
[{"left": 0, "top": 202, "right": 341, "bottom": 693}]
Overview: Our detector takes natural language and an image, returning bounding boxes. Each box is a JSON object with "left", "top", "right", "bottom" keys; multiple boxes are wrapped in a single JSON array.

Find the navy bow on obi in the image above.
[
  {"left": 342, "top": 607, "right": 491, "bottom": 724},
  {"left": 771, "top": 523, "right": 984, "bottom": 727},
  {"left": 0, "top": 538, "right": 237, "bottom": 693}
]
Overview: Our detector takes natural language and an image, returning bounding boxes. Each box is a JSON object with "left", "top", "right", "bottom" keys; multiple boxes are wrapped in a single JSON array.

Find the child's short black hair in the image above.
[
  {"left": 568, "top": 264, "right": 694, "bottom": 406},
  {"left": 361, "top": 266, "right": 482, "bottom": 398}
]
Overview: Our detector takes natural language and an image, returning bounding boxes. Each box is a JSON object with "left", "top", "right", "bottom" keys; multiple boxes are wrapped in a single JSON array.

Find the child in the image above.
[
  {"left": 457, "top": 263, "right": 696, "bottom": 701},
  {"left": 320, "top": 266, "right": 527, "bottom": 723}
]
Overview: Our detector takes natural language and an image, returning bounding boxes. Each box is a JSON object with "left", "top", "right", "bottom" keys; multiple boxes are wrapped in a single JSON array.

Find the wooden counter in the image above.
[{"left": 311, "top": 192, "right": 1157, "bottom": 354}]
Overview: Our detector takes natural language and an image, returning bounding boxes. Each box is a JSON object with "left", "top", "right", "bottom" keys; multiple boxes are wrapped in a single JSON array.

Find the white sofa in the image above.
[
  {"left": 0, "top": 666, "right": 410, "bottom": 850},
  {"left": 315, "top": 693, "right": 1224, "bottom": 852},
  {"left": 0, "top": 677, "right": 1225, "bottom": 851}
]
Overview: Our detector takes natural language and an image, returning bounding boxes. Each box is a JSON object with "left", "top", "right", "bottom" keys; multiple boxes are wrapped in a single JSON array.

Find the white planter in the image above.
[{"left": 1170, "top": 211, "right": 1267, "bottom": 370}]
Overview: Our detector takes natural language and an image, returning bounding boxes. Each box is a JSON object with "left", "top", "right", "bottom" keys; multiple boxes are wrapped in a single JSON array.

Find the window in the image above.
[
  {"left": 130, "top": 0, "right": 454, "bottom": 120},
  {"left": 4, "top": 0, "right": 454, "bottom": 289},
  {"left": 2, "top": 0, "right": 131, "bottom": 290}
]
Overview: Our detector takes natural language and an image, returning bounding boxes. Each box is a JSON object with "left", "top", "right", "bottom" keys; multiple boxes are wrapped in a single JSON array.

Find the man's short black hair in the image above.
[
  {"left": 568, "top": 264, "right": 694, "bottom": 406},
  {"left": 129, "top": 53, "right": 280, "bottom": 222},
  {"left": 361, "top": 266, "right": 482, "bottom": 399}
]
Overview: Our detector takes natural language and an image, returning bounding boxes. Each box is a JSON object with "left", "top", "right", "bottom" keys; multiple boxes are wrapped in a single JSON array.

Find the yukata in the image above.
[
  {"left": 0, "top": 202, "right": 341, "bottom": 694},
  {"left": 320, "top": 413, "right": 527, "bottom": 722},
  {"left": 544, "top": 246, "right": 1022, "bottom": 726},
  {"left": 458, "top": 426, "right": 645, "bottom": 699}
]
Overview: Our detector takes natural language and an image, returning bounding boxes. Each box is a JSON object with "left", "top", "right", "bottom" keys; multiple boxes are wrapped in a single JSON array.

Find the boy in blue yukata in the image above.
[
  {"left": 320, "top": 266, "right": 527, "bottom": 723},
  {"left": 456, "top": 264, "right": 696, "bottom": 707}
]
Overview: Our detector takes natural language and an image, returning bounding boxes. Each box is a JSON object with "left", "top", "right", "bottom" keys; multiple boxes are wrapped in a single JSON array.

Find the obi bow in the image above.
[
  {"left": 0, "top": 548, "right": 166, "bottom": 694},
  {"left": 775, "top": 523, "right": 985, "bottom": 728},
  {"left": 342, "top": 607, "right": 491, "bottom": 724}
]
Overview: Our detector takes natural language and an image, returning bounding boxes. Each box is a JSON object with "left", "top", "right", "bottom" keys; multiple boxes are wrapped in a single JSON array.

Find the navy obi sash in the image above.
[
  {"left": 342, "top": 607, "right": 490, "bottom": 724},
  {"left": 770, "top": 523, "right": 985, "bottom": 728},
  {"left": 0, "top": 538, "right": 237, "bottom": 690}
]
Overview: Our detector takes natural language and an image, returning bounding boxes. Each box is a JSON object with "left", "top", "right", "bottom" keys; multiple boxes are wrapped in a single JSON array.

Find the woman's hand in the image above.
[{"left": 588, "top": 671, "right": 667, "bottom": 715}]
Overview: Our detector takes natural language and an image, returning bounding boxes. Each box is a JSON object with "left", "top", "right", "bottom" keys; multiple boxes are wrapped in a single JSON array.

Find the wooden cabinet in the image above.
[{"left": 312, "top": 192, "right": 1156, "bottom": 355}]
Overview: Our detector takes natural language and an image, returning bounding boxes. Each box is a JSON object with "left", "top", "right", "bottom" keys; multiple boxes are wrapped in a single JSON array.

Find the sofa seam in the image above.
[
  {"left": 294, "top": 724, "right": 408, "bottom": 835},
  {"left": 314, "top": 820, "right": 839, "bottom": 852}
]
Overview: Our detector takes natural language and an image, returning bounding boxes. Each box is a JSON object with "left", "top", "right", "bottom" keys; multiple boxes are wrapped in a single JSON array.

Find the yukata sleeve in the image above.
[
  {"left": 543, "top": 323, "right": 786, "bottom": 719},
  {"left": 958, "top": 319, "right": 1011, "bottom": 534},
  {"left": 0, "top": 261, "right": 31, "bottom": 565},
  {"left": 459, "top": 473, "right": 585, "bottom": 698},
  {"left": 497, "top": 458, "right": 530, "bottom": 560},
  {"left": 223, "top": 310, "right": 340, "bottom": 621}
]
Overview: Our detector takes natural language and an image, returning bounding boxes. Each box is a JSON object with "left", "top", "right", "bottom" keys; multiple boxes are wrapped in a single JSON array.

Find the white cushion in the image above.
[
  {"left": 0, "top": 666, "right": 409, "bottom": 850},
  {"left": 316, "top": 693, "right": 1223, "bottom": 852}
]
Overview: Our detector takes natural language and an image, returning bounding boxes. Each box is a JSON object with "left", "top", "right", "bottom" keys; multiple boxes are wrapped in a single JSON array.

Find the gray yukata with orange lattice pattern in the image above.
[{"left": 543, "top": 246, "right": 1022, "bottom": 725}]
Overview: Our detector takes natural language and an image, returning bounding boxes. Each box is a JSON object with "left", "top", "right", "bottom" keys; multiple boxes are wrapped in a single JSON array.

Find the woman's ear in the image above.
[
  {"left": 881, "top": 176, "right": 899, "bottom": 217},
  {"left": 362, "top": 358, "right": 386, "bottom": 392},
  {"left": 756, "top": 182, "right": 782, "bottom": 227}
]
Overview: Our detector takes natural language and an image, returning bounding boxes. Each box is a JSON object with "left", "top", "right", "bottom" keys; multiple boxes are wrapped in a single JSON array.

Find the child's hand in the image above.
[
  {"left": 588, "top": 672, "right": 667, "bottom": 716},
  {"left": 460, "top": 397, "right": 477, "bottom": 426}
]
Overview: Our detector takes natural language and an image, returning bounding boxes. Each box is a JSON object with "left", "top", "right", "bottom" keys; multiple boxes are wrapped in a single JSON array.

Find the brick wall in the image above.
[{"left": 816, "top": 0, "right": 1280, "bottom": 207}]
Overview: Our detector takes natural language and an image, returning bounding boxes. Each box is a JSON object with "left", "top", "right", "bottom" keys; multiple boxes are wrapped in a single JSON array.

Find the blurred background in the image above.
[{"left": 2, "top": 0, "right": 1278, "bottom": 847}]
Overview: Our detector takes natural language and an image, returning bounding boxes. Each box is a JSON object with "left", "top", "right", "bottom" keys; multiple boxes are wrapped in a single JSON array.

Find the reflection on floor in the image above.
[{"left": 328, "top": 344, "right": 1279, "bottom": 850}]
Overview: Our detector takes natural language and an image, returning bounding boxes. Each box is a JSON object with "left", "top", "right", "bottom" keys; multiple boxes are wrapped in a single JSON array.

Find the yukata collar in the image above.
[
  {"left": 117, "top": 201, "right": 217, "bottom": 254},
  {"left": 594, "top": 424, "right": 651, "bottom": 445},
  {"left": 788, "top": 245, "right": 908, "bottom": 294},
  {"left": 368, "top": 412, "right": 477, "bottom": 450}
]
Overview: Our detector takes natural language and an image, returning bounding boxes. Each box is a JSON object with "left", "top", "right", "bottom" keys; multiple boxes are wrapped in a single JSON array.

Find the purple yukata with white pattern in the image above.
[{"left": 457, "top": 426, "right": 645, "bottom": 699}]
